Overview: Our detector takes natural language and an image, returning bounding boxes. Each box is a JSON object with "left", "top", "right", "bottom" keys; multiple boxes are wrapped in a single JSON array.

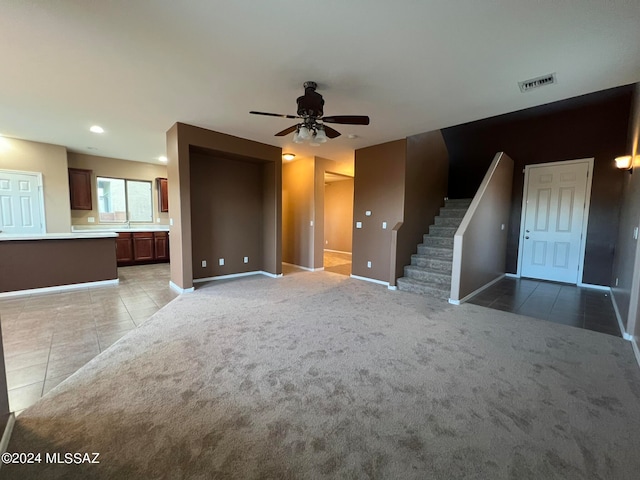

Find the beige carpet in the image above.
[{"left": 4, "top": 269, "right": 640, "bottom": 479}]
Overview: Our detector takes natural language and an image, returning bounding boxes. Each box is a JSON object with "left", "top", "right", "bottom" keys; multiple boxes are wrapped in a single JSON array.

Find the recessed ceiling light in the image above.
[
  {"left": 90, "top": 125, "right": 104, "bottom": 134},
  {"left": 159, "top": 156, "right": 168, "bottom": 162},
  {"left": 282, "top": 153, "right": 296, "bottom": 161}
]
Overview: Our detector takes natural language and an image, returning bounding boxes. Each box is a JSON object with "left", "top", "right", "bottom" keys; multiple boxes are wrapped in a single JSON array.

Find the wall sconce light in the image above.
[
  {"left": 615, "top": 155, "right": 634, "bottom": 173},
  {"left": 282, "top": 153, "right": 296, "bottom": 161}
]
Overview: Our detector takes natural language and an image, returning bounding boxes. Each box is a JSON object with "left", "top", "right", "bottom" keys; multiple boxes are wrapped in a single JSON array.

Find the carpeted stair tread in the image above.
[
  {"left": 404, "top": 265, "right": 451, "bottom": 285},
  {"left": 395, "top": 277, "right": 450, "bottom": 297},
  {"left": 416, "top": 245, "right": 454, "bottom": 258},
  {"left": 428, "top": 225, "right": 458, "bottom": 237},
  {"left": 411, "top": 254, "right": 453, "bottom": 272}
]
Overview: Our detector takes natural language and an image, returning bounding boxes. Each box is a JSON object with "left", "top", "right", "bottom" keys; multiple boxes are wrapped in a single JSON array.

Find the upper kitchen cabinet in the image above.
[
  {"left": 156, "top": 177, "right": 168, "bottom": 212},
  {"left": 68, "top": 168, "right": 93, "bottom": 210}
]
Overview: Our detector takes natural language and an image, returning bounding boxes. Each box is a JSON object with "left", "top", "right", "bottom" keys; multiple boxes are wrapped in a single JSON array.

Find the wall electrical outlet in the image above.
[
  {"left": 310, "top": 220, "right": 314, "bottom": 227},
  {"left": 201, "top": 260, "right": 207, "bottom": 268},
  {"left": 615, "top": 277, "right": 619, "bottom": 286},
  {"left": 87, "top": 217, "right": 95, "bottom": 223},
  {"left": 634, "top": 226, "right": 639, "bottom": 240},
  {"left": 382, "top": 221, "right": 387, "bottom": 229},
  {"left": 170, "top": 218, "right": 174, "bottom": 226},
  {"left": 219, "top": 258, "right": 224, "bottom": 266},
  {"left": 367, "top": 261, "right": 372, "bottom": 268},
  {"left": 243, "top": 256, "right": 249, "bottom": 263}
]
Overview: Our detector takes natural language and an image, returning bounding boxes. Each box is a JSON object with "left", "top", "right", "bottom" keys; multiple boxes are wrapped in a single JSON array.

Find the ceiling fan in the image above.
[{"left": 250, "top": 81, "right": 369, "bottom": 144}]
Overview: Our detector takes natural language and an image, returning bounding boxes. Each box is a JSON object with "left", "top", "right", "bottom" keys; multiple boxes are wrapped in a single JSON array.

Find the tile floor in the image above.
[
  {"left": 0, "top": 263, "right": 176, "bottom": 414},
  {"left": 323, "top": 251, "right": 352, "bottom": 276},
  {"left": 467, "top": 276, "right": 622, "bottom": 337}
]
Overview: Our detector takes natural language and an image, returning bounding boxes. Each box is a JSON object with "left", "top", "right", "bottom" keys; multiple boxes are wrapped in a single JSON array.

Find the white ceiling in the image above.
[{"left": 1, "top": 1, "right": 639, "bottom": 167}]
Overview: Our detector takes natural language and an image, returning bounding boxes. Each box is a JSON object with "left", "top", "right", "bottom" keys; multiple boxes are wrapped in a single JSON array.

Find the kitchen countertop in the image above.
[
  {"left": 0, "top": 232, "right": 118, "bottom": 241},
  {"left": 71, "top": 225, "right": 170, "bottom": 233}
]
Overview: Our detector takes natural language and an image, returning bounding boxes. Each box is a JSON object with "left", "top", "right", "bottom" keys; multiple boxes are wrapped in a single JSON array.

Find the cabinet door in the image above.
[
  {"left": 154, "top": 232, "right": 169, "bottom": 261},
  {"left": 69, "top": 168, "right": 93, "bottom": 210},
  {"left": 156, "top": 178, "right": 169, "bottom": 213},
  {"left": 116, "top": 233, "right": 133, "bottom": 264},
  {"left": 133, "top": 232, "right": 154, "bottom": 261}
]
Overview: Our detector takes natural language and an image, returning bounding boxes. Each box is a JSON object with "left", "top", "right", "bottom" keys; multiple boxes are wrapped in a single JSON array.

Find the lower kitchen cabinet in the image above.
[{"left": 116, "top": 231, "right": 169, "bottom": 266}]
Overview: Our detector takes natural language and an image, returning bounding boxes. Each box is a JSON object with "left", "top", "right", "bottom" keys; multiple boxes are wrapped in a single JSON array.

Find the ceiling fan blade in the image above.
[
  {"left": 323, "top": 125, "right": 341, "bottom": 138},
  {"left": 321, "top": 115, "right": 370, "bottom": 125},
  {"left": 274, "top": 125, "right": 298, "bottom": 137},
  {"left": 250, "top": 111, "right": 299, "bottom": 119}
]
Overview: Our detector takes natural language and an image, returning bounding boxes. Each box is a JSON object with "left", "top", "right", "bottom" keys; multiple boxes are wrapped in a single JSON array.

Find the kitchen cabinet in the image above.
[
  {"left": 156, "top": 177, "right": 168, "bottom": 213},
  {"left": 115, "top": 232, "right": 133, "bottom": 263},
  {"left": 133, "top": 232, "right": 154, "bottom": 261},
  {"left": 154, "top": 231, "right": 169, "bottom": 261},
  {"left": 116, "top": 231, "right": 169, "bottom": 266},
  {"left": 69, "top": 168, "right": 93, "bottom": 210}
]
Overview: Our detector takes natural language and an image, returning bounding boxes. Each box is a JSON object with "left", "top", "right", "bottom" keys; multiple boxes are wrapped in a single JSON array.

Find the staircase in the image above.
[{"left": 396, "top": 198, "right": 472, "bottom": 298}]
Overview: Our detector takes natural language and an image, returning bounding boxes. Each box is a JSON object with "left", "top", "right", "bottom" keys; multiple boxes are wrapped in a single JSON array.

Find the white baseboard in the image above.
[
  {"left": 0, "top": 278, "right": 119, "bottom": 298},
  {"left": 449, "top": 274, "right": 505, "bottom": 305},
  {"left": 0, "top": 412, "right": 15, "bottom": 461},
  {"left": 388, "top": 285, "right": 398, "bottom": 291},
  {"left": 282, "top": 262, "right": 323, "bottom": 272},
  {"left": 324, "top": 249, "right": 352, "bottom": 255},
  {"left": 610, "top": 290, "right": 631, "bottom": 340},
  {"left": 632, "top": 338, "right": 640, "bottom": 369},
  {"left": 169, "top": 281, "right": 194, "bottom": 294},
  {"left": 577, "top": 282, "right": 610, "bottom": 291},
  {"left": 350, "top": 274, "right": 389, "bottom": 287},
  {"left": 505, "top": 273, "right": 519, "bottom": 278},
  {"left": 192, "top": 271, "right": 283, "bottom": 284}
]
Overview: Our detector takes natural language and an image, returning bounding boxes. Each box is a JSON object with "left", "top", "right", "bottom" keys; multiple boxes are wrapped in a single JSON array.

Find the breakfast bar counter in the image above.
[{"left": 0, "top": 232, "right": 118, "bottom": 295}]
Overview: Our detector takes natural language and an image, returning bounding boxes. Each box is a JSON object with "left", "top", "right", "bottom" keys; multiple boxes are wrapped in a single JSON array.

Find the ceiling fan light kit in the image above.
[{"left": 250, "top": 81, "right": 370, "bottom": 144}]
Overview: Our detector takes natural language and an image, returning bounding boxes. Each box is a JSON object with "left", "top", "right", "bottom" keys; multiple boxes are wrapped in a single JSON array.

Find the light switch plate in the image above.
[
  {"left": 382, "top": 221, "right": 387, "bottom": 229},
  {"left": 365, "top": 211, "right": 372, "bottom": 216},
  {"left": 356, "top": 221, "right": 362, "bottom": 229},
  {"left": 243, "top": 257, "right": 248, "bottom": 263}
]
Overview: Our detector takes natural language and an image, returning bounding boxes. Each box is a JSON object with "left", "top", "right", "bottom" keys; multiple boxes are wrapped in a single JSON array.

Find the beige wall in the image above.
[
  {"left": 190, "top": 153, "right": 263, "bottom": 278},
  {"left": 324, "top": 177, "right": 354, "bottom": 253},
  {"left": 611, "top": 82, "right": 640, "bottom": 339},
  {"left": 282, "top": 158, "right": 314, "bottom": 268},
  {"left": 0, "top": 137, "right": 71, "bottom": 233},
  {"left": 450, "top": 152, "right": 514, "bottom": 302},
  {"left": 67, "top": 153, "right": 169, "bottom": 226},
  {"left": 166, "top": 123, "right": 282, "bottom": 290},
  {"left": 352, "top": 140, "right": 406, "bottom": 282}
]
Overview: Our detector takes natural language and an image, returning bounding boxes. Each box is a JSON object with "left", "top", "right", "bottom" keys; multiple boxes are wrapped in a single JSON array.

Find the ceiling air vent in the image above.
[{"left": 518, "top": 73, "right": 557, "bottom": 93}]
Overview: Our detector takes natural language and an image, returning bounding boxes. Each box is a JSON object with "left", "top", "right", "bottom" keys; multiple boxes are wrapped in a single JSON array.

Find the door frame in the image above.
[
  {"left": 0, "top": 168, "right": 47, "bottom": 234},
  {"left": 515, "top": 158, "right": 594, "bottom": 285}
]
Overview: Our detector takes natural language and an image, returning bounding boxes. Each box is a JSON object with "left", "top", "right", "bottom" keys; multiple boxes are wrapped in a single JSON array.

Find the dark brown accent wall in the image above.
[
  {"left": 611, "top": 83, "right": 640, "bottom": 335},
  {"left": 0, "top": 238, "right": 117, "bottom": 293},
  {"left": 190, "top": 152, "right": 264, "bottom": 278},
  {"left": 0, "top": 321, "right": 9, "bottom": 428},
  {"left": 442, "top": 85, "right": 634, "bottom": 285}
]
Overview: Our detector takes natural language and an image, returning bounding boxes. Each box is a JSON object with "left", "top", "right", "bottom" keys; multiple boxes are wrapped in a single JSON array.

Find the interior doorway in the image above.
[
  {"left": 517, "top": 158, "right": 594, "bottom": 284},
  {"left": 323, "top": 172, "right": 353, "bottom": 276}
]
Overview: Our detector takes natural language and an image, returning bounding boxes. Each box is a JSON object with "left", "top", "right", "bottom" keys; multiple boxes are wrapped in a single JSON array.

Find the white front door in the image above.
[
  {"left": 520, "top": 160, "right": 592, "bottom": 284},
  {"left": 0, "top": 170, "right": 45, "bottom": 235}
]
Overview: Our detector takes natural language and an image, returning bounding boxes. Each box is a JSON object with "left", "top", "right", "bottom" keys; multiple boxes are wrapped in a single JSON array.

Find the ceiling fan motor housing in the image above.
[{"left": 297, "top": 81, "right": 324, "bottom": 118}]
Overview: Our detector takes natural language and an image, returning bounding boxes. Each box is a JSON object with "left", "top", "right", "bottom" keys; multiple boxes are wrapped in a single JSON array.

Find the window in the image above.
[{"left": 97, "top": 177, "right": 152, "bottom": 223}]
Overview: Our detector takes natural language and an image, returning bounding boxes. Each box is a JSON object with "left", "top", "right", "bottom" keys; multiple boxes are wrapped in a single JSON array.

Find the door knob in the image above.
[
  {"left": 525, "top": 236, "right": 530, "bottom": 239},
  {"left": 526, "top": 229, "right": 530, "bottom": 233}
]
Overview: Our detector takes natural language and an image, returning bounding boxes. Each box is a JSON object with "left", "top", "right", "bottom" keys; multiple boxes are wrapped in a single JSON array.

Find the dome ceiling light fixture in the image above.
[{"left": 250, "top": 81, "right": 370, "bottom": 145}]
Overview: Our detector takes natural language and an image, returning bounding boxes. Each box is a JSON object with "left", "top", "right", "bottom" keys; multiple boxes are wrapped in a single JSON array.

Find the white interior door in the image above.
[
  {"left": 520, "top": 160, "right": 591, "bottom": 284},
  {"left": 0, "top": 170, "right": 45, "bottom": 235}
]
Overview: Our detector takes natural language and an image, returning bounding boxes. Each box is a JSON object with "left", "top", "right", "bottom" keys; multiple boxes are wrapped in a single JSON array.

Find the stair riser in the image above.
[
  {"left": 445, "top": 199, "right": 473, "bottom": 208},
  {"left": 411, "top": 256, "right": 452, "bottom": 272},
  {"left": 439, "top": 209, "right": 467, "bottom": 218},
  {"left": 404, "top": 267, "right": 451, "bottom": 285},
  {"left": 396, "top": 279, "right": 449, "bottom": 298},
  {"left": 416, "top": 245, "right": 453, "bottom": 259}
]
